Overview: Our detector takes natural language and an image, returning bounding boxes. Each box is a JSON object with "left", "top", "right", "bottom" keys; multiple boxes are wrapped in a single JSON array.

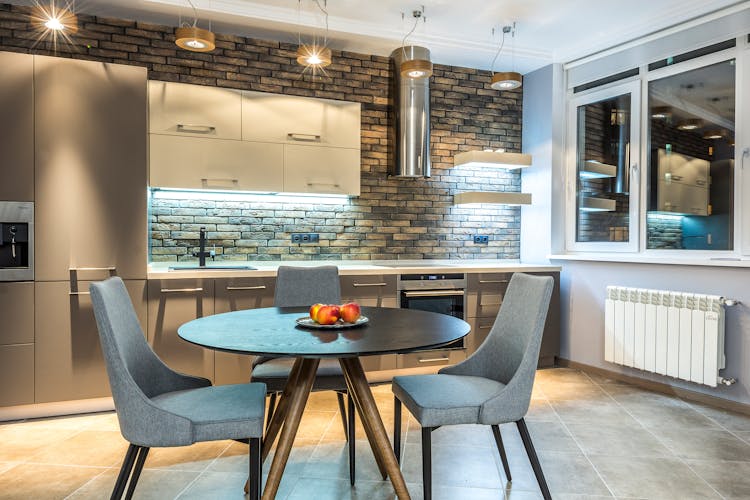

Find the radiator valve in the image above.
[{"left": 718, "top": 377, "right": 737, "bottom": 386}]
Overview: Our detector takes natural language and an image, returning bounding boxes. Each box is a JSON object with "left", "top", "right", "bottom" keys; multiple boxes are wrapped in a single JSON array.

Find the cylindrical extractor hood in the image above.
[{"left": 389, "top": 46, "right": 431, "bottom": 178}]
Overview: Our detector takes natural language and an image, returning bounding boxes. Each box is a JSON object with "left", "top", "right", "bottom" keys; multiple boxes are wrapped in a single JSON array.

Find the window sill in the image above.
[{"left": 548, "top": 253, "right": 750, "bottom": 268}]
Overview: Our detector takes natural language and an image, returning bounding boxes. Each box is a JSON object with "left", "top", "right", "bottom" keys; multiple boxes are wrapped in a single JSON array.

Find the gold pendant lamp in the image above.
[
  {"left": 174, "top": 0, "right": 216, "bottom": 53},
  {"left": 399, "top": 8, "right": 432, "bottom": 79},
  {"left": 490, "top": 23, "right": 522, "bottom": 91},
  {"left": 296, "top": 0, "right": 333, "bottom": 74}
]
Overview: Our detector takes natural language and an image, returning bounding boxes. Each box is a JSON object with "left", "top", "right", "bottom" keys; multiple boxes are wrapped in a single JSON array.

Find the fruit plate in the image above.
[{"left": 295, "top": 316, "right": 369, "bottom": 330}]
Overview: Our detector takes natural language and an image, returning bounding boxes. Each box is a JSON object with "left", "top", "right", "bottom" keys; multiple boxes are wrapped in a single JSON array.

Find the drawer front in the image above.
[
  {"left": 466, "top": 272, "right": 512, "bottom": 319},
  {"left": 0, "top": 344, "right": 34, "bottom": 406},
  {"left": 341, "top": 275, "right": 397, "bottom": 308},
  {"left": 398, "top": 349, "right": 466, "bottom": 370},
  {"left": 0, "top": 281, "right": 34, "bottom": 345}
]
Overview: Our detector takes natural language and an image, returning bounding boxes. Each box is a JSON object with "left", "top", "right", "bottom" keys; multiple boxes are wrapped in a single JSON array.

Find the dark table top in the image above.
[{"left": 178, "top": 306, "right": 471, "bottom": 358}]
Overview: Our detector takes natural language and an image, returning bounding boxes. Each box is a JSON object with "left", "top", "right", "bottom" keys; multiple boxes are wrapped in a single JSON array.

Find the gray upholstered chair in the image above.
[
  {"left": 392, "top": 273, "right": 554, "bottom": 500},
  {"left": 250, "top": 265, "right": 358, "bottom": 484},
  {"left": 90, "top": 277, "right": 266, "bottom": 500}
]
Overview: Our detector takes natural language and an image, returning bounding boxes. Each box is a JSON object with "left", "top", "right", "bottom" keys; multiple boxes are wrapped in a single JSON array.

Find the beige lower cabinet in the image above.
[
  {"left": 0, "top": 345, "right": 34, "bottom": 406},
  {"left": 147, "top": 279, "right": 215, "bottom": 382},
  {"left": 0, "top": 282, "right": 35, "bottom": 406},
  {"left": 34, "top": 280, "right": 147, "bottom": 403},
  {"left": 214, "top": 277, "right": 276, "bottom": 385}
]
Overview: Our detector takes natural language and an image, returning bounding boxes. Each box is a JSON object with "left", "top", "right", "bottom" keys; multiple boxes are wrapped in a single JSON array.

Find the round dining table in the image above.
[{"left": 178, "top": 306, "right": 471, "bottom": 500}]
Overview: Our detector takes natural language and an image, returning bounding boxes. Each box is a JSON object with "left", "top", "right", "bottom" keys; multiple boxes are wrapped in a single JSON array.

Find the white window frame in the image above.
[{"left": 565, "top": 79, "right": 641, "bottom": 252}]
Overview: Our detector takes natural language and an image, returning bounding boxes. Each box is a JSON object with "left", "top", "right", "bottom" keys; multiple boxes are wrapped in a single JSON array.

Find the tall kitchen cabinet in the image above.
[{"left": 33, "top": 56, "right": 148, "bottom": 403}]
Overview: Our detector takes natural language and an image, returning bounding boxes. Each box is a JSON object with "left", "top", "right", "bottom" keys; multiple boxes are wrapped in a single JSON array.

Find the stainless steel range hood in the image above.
[{"left": 389, "top": 46, "right": 431, "bottom": 178}]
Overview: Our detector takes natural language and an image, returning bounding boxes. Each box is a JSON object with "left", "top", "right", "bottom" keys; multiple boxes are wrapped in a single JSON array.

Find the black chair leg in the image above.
[
  {"left": 124, "top": 446, "right": 149, "bottom": 500},
  {"left": 336, "top": 391, "right": 348, "bottom": 440},
  {"left": 111, "top": 443, "right": 139, "bottom": 500},
  {"left": 516, "top": 419, "right": 551, "bottom": 500},
  {"left": 393, "top": 396, "right": 402, "bottom": 464},
  {"left": 249, "top": 437, "right": 262, "bottom": 500},
  {"left": 491, "top": 424, "right": 512, "bottom": 483},
  {"left": 347, "top": 394, "right": 356, "bottom": 485},
  {"left": 422, "top": 427, "right": 433, "bottom": 500},
  {"left": 265, "top": 392, "right": 277, "bottom": 431}
]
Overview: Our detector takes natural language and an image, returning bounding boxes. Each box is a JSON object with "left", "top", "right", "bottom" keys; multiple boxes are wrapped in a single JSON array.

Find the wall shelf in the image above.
[
  {"left": 453, "top": 150, "right": 531, "bottom": 169},
  {"left": 453, "top": 191, "right": 532, "bottom": 206},
  {"left": 580, "top": 160, "right": 617, "bottom": 179}
]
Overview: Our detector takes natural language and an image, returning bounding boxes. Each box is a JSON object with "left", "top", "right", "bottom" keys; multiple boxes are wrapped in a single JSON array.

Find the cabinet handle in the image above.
[
  {"left": 160, "top": 287, "right": 204, "bottom": 294},
  {"left": 695, "top": 179, "right": 706, "bottom": 186},
  {"left": 288, "top": 133, "right": 321, "bottom": 142},
  {"left": 404, "top": 290, "right": 464, "bottom": 297},
  {"left": 479, "top": 324, "right": 493, "bottom": 330},
  {"left": 353, "top": 282, "right": 388, "bottom": 287},
  {"left": 306, "top": 181, "right": 341, "bottom": 188},
  {"left": 478, "top": 280, "right": 509, "bottom": 284},
  {"left": 671, "top": 175, "right": 683, "bottom": 181},
  {"left": 417, "top": 357, "right": 450, "bottom": 364},
  {"left": 177, "top": 124, "right": 216, "bottom": 134},
  {"left": 226, "top": 285, "right": 266, "bottom": 291},
  {"left": 69, "top": 267, "right": 117, "bottom": 272},
  {"left": 69, "top": 291, "right": 90, "bottom": 296},
  {"left": 201, "top": 178, "right": 239, "bottom": 189}
]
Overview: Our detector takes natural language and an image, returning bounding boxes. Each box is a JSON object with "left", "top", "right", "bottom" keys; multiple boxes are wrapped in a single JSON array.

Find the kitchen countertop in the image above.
[{"left": 148, "top": 260, "right": 561, "bottom": 279}]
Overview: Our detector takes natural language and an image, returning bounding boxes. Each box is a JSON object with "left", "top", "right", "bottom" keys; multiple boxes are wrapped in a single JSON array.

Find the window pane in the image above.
[
  {"left": 647, "top": 59, "right": 735, "bottom": 250},
  {"left": 576, "top": 94, "right": 632, "bottom": 242}
]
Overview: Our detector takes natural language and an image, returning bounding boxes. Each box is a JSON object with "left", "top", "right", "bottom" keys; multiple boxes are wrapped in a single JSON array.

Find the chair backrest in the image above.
[
  {"left": 274, "top": 265, "right": 341, "bottom": 307},
  {"left": 442, "top": 272, "right": 553, "bottom": 419}
]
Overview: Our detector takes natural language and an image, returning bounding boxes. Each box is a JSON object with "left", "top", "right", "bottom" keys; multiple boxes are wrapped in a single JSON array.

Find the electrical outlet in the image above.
[
  {"left": 292, "top": 233, "right": 319, "bottom": 244},
  {"left": 473, "top": 235, "right": 489, "bottom": 244}
]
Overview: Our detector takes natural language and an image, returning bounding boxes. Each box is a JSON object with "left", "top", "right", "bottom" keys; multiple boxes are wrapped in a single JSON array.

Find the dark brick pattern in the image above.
[{"left": 1, "top": 2, "right": 523, "bottom": 261}]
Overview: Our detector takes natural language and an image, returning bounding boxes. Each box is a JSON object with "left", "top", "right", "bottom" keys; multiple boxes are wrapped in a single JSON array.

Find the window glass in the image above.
[{"left": 646, "top": 60, "right": 735, "bottom": 250}]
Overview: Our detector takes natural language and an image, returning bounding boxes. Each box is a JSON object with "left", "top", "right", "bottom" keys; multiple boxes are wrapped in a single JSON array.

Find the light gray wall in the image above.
[{"left": 556, "top": 259, "right": 750, "bottom": 404}]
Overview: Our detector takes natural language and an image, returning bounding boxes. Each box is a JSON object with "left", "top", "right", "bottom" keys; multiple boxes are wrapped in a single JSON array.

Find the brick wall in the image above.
[{"left": 1, "top": 2, "right": 524, "bottom": 261}]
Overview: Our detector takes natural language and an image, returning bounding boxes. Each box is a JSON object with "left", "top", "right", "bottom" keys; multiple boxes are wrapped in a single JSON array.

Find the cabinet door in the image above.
[
  {"left": 35, "top": 280, "right": 147, "bottom": 403},
  {"left": 284, "top": 145, "right": 360, "bottom": 195},
  {"left": 242, "top": 91, "right": 360, "bottom": 148},
  {"left": 214, "top": 277, "right": 275, "bottom": 385},
  {"left": 147, "top": 279, "right": 215, "bottom": 381},
  {"left": 656, "top": 181, "right": 709, "bottom": 216},
  {"left": 0, "top": 344, "right": 34, "bottom": 406},
  {"left": 0, "top": 282, "right": 34, "bottom": 345},
  {"left": 341, "top": 275, "right": 397, "bottom": 308},
  {"left": 149, "top": 135, "right": 284, "bottom": 191},
  {"left": 34, "top": 56, "right": 147, "bottom": 281},
  {"left": 149, "top": 81, "right": 241, "bottom": 140},
  {"left": 0, "top": 52, "right": 33, "bottom": 201}
]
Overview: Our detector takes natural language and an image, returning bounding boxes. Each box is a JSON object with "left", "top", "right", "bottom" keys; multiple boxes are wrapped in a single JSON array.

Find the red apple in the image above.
[
  {"left": 339, "top": 302, "right": 361, "bottom": 323},
  {"left": 309, "top": 303, "right": 324, "bottom": 322},
  {"left": 316, "top": 304, "right": 340, "bottom": 325}
]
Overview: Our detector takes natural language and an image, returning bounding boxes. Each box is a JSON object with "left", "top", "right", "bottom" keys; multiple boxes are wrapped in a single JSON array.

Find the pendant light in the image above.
[
  {"left": 175, "top": 0, "right": 215, "bottom": 52},
  {"left": 400, "top": 8, "right": 432, "bottom": 79},
  {"left": 490, "top": 23, "right": 522, "bottom": 90},
  {"left": 296, "top": 0, "right": 332, "bottom": 73},
  {"left": 30, "top": 1, "right": 78, "bottom": 36}
]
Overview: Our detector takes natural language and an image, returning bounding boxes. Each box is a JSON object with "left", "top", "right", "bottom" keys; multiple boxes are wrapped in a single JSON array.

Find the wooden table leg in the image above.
[
  {"left": 340, "top": 357, "right": 411, "bottom": 500},
  {"left": 261, "top": 358, "right": 319, "bottom": 500}
]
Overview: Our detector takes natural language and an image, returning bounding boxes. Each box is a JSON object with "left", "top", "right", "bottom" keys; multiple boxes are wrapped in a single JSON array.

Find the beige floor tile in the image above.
[
  {"left": 176, "top": 471, "right": 252, "bottom": 499},
  {"left": 302, "top": 439, "right": 383, "bottom": 482},
  {"left": 627, "top": 403, "right": 721, "bottom": 430},
  {"left": 565, "top": 421, "right": 672, "bottom": 458},
  {"left": 588, "top": 455, "right": 720, "bottom": 499},
  {"left": 687, "top": 402, "right": 750, "bottom": 432},
  {"left": 0, "top": 425, "right": 82, "bottom": 462},
  {"left": 286, "top": 477, "right": 398, "bottom": 500},
  {"left": 26, "top": 430, "right": 128, "bottom": 467},
  {"left": 144, "top": 440, "right": 232, "bottom": 471},
  {"left": 541, "top": 383, "right": 609, "bottom": 401},
  {"left": 525, "top": 398, "right": 559, "bottom": 421},
  {"left": 0, "top": 461, "right": 18, "bottom": 474},
  {"left": 401, "top": 442, "right": 505, "bottom": 489},
  {"left": 550, "top": 399, "right": 640, "bottom": 427},
  {"left": 538, "top": 450, "right": 611, "bottom": 497},
  {"left": 67, "top": 467, "right": 200, "bottom": 499},
  {"left": 655, "top": 427, "right": 750, "bottom": 461},
  {"left": 685, "top": 459, "right": 750, "bottom": 498},
  {"left": 535, "top": 368, "right": 595, "bottom": 386},
  {"left": 0, "top": 463, "right": 108, "bottom": 500},
  {"left": 294, "top": 410, "right": 338, "bottom": 441},
  {"left": 521, "top": 420, "right": 580, "bottom": 453}
]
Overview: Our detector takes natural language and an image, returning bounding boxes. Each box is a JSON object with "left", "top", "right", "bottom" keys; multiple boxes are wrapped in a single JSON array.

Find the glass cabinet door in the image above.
[{"left": 567, "top": 80, "right": 641, "bottom": 251}]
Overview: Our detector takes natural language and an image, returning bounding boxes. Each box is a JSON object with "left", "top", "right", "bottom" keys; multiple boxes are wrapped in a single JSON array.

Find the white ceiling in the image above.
[{"left": 34, "top": 0, "right": 747, "bottom": 72}]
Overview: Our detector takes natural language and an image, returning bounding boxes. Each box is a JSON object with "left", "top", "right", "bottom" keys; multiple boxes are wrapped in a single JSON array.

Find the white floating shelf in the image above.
[
  {"left": 453, "top": 150, "right": 532, "bottom": 169},
  {"left": 579, "top": 196, "right": 616, "bottom": 212},
  {"left": 580, "top": 160, "right": 617, "bottom": 179},
  {"left": 453, "top": 191, "right": 532, "bottom": 206}
]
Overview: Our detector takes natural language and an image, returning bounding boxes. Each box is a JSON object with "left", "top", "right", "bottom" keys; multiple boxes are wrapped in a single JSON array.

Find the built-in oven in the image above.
[
  {"left": 0, "top": 201, "right": 34, "bottom": 281},
  {"left": 398, "top": 272, "right": 466, "bottom": 350}
]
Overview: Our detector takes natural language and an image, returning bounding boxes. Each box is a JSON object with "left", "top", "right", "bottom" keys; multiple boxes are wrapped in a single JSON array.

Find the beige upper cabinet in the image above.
[
  {"left": 149, "top": 135, "right": 284, "bottom": 191},
  {"left": 242, "top": 91, "right": 361, "bottom": 148},
  {"left": 0, "top": 52, "right": 34, "bottom": 201},
  {"left": 284, "top": 145, "right": 361, "bottom": 196},
  {"left": 34, "top": 56, "right": 148, "bottom": 281},
  {"left": 148, "top": 81, "right": 242, "bottom": 140}
]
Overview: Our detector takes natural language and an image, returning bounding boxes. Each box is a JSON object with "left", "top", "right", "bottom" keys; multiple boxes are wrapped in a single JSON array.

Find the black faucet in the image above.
[{"left": 192, "top": 227, "right": 214, "bottom": 267}]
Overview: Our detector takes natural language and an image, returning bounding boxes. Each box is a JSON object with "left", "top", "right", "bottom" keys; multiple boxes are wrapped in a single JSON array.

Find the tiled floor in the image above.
[{"left": 3, "top": 368, "right": 750, "bottom": 499}]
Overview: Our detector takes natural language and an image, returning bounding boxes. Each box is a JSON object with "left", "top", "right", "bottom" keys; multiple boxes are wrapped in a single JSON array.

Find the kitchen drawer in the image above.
[
  {"left": 149, "top": 134, "right": 284, "bottom": 191},
  {"left": 147, "top": 279, "right": 215, "bottom": 382},
  {"left": 214, "top": 277, "right": 276, "bottom": 385},
  {"left": 149, "top": 81, "right": 241, "bottom": 140},
  {"left": 0, "top": 281, "right": 34, "bottom": 345},
  {"left": 465, "top": 317, "right": 495, "bottom": 354},
  {"left": 466, "top": 272, "right": 512, "bottom": 319},
  {"left": 284, "top": 144, "right": 360, "bottom": 196},
  {"left": 360, "top": 354, "right": 398, "bottom": 373},
  {"left": 398, "top": 348, "right": 466, "bottom": 370},
  {"left": 341, "top": 275, "right": 397, "bottom": 308},
  {"left": 0, "top": 344, "right": 34, "bottom": 406}
]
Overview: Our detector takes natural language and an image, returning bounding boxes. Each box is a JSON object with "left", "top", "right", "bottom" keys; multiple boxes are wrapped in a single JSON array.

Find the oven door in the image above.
[{"left": 400, "top": 289, "right": 465, "bottom": 349}]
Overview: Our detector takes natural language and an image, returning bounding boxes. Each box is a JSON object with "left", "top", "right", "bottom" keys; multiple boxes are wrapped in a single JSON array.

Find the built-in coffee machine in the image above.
[{"left": 0, "top": 202, "right": 34, "bottom": 281}]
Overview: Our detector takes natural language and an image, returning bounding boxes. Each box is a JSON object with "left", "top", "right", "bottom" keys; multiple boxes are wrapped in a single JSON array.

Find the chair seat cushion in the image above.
[
  {"left": 392, "top": 374, "right": 505, "bottom": 427},
  {"left": 151, "top": 382, "right": 266, "bottom": 443},
  {"left": 251, "top": 358, "right": 348, "bottom": 392}
]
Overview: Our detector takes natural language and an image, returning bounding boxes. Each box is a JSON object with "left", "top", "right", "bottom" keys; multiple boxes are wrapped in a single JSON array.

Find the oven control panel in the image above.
[{"left": 398, "top": 273, "right": 466, "bottom": 290}]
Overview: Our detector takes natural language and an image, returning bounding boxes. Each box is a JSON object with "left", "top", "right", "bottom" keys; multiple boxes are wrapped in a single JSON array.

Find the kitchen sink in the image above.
[
  {"left": 168, "top": 265, "right": 257, "bottom": 271},
  {"left": 373, "top": 263, "right": 456, "bottom": 268}
]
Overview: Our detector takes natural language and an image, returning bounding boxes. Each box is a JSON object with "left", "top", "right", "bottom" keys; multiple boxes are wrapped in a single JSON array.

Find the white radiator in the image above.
[{"left": 604, "top": 286, "right": 729, "bottom": 388}]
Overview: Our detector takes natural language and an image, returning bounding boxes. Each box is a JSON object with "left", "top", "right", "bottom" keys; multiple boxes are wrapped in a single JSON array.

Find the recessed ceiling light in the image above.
[
  {"left": 676, "top": 118, "right": 702, "bottom": 131},
  {"left": 702, "top": 129, "right": 725, "bottom": 140},
  {"left": 31, "top": 4, "right": 78, "bottom": 34},
  {"left": 651, "top": 106, "right": 672, "bottom": 120}
]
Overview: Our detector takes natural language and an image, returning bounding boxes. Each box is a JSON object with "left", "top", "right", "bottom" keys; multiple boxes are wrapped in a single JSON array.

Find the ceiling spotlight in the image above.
[
  {"left": 174, "top": 0, "right": 215, "bottom": 52},
  {"left": 676, "top": 118, "right": 702, "bottom": 131},
  {"left": 296, "top": 44, "right": 332, "bottom": 67},
  {"left": 489, "top": 23, "right": 522, "bottom": 91},
  {"left": 702, "top": 129, "right": 725, "bottom": 140},
  {"left": 399, "top": 9, "right": 433, "bottom": 79},
  {"left": 31, "top": 3, "right": 78, "bottom": 34},
  {"left": 651, "top": 106, "right": 672, "bottom": 120}
]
